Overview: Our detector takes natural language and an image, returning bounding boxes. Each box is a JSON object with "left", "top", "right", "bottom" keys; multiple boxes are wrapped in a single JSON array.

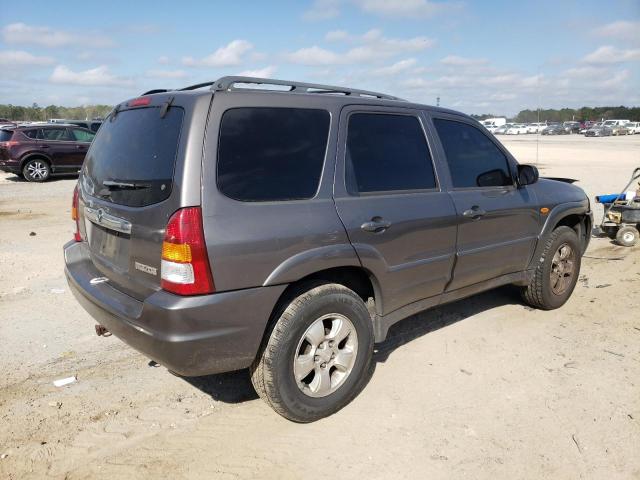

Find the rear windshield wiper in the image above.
[{"left": 102, "top": 180, "right": 151, "bottom": 190}]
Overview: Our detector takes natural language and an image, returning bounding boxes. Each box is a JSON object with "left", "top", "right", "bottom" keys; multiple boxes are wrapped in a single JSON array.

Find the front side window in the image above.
[
  {"left": 71, "top": 128, "right": 95, "bottom": 142},
  {"left": 346, "top": 113, "right": 436, "bottom": 194},
  {"left": 42, "top": 128, "right": 71, "bottom": 141},
  {"left": 433, "top": 118, "right": 513, "bottom": 188},
  {"left": 217, "top": 107, "right": 330, "bottom": 202}
]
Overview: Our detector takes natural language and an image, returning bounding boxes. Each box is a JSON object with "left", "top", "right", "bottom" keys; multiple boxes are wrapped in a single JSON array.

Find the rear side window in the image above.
[
  {"left": 217, "top": 107, "right": 330, "bottom": 202},
  {"left": 90, "top": 123, "right": 101, "bottom": 132},
  {"left": 23, "top": 129, "right": 42, "bottom": 139},
  {"left": 71, "top": 128, "right": 95, "bottom": 142},
  {"left": 42, "top": 128, "right": 71, "bottom": 141},
  {"left": 346, "top": 113, "right": 436, "bottom": 194},
  {"left": 82, "top": 106, "right": 184, "bottom": 207},
  {"left": 433, "top": 119, "right": 513, "bottom": 188},
  {"left": 0, "top": 130, "right": 14, "bottom": 141}
]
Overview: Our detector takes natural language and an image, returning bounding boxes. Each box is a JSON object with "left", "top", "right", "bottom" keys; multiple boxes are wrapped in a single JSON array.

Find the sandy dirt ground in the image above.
[{"left": 0, "top": 134, "right": 639, "bottom": 480}]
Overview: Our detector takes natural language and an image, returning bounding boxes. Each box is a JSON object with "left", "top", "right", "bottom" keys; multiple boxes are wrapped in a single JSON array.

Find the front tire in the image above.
[
  {"left": 22, "top": 159, "right": 50, "bottom": 182},
  {"left": 251, "top": 283, "right": 374, "bottom": 422},
  {"left": 522, "top": 226, "right": 582, "bottom": 310}
]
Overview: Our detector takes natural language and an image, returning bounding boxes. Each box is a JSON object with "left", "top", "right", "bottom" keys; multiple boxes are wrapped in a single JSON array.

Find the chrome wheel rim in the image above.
[
  {"left": 293, "top": 313, "right": 358, "bottom": 398},
  {"left": 622, "top": 231, "right": 635, "bottom": 243},
  {"left": 550, "top": 243, "right": 575, "bottom": 295},
  {"left": 27, "top": 161, "right": 47, "bottom": 180}
]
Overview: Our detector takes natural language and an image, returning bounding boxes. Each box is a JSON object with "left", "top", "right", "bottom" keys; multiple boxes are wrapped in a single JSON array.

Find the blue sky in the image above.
[{"left": 0, "top": 0, "right": 638, "bottom": 115}]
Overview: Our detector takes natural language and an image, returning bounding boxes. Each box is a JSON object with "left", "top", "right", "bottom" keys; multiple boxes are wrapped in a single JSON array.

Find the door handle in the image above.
[
  {"left": 41, "top": 144, "right": 50, "bottom": 148},
  {"left": 462, "top": 206, "right": 486, "bottom": 220},
  {"left": 361, "top": 217, "right": 391, "bottom": 233},
  {"left": 76, "top": 145, "right": 85, "bottom": 149}
]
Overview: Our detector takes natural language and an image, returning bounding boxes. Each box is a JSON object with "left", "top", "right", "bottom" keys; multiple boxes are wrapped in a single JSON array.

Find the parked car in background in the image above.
[
  {"left": 625, "top": 122, "right": 640, "bottom": 134},
  {"left": 563, "top": 121, "right": 581, "bottom": 134},
  {"left": 480, "top": 117, "right": 507, "bottom": 128},
  {"left": 493, "top": 124, "right": 512, "bottom": 135},
  {"left": 527, "top": 122, "right": 547, "bottom": 134},
  {"left": 483, "top": 124, "right": 501, "bottom": 134},
  {"left": 579, "top": 121, "right": 596, "bottom": 133},
  {"left": 0, "top": 124, "right": 95, "bottom": 181},
  {"left": 63, "top": 76, "right": 592, "bottom": 422},
  {"left": 541, "top": 124, "right": 569, "bottom": 135},
  {"left": 610, "top": 124, "right": 630, "bottom": 136},
  {"left": 584, "top": 125, "right": 613, "bottom": 137},
  {"left": 65, "top": 120, "right": 103, "bottom": 133},
  {"left": 505, "top": 124, "right": 528, "bottom": 135}
]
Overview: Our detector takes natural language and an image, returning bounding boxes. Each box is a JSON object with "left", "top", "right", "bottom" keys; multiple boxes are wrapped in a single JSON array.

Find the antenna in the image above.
[{"left": 436, "top": 96, "right": 440, "bottom": 107}]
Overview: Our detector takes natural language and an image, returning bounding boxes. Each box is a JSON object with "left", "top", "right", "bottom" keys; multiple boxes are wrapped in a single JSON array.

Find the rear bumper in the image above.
[
  {"left": 0, "top": 159, "right": 20, "bottom": 174},
  {"left": 64, "top": 241, "right": 286, "bottom": 376}
]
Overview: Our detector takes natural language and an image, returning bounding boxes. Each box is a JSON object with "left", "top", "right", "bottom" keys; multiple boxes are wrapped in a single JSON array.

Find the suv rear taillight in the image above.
[
  {"left": 71, "top": 184, "right": 82, "bottom": 242},
  {"left": 161, "top": 207, "right": 215, "bottom": 295}
]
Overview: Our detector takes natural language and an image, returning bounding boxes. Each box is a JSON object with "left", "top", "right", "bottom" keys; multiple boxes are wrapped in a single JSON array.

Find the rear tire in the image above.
[
  {"left": 250, "top": 283, "right": 374, "bottom": 422},
  {"left": 522, "top": 226, "right": 582, "bottom": 310},
  {"left": 22, "top": 158, "right": 50, "bottom": 182},
  {"left": 615, "top": 226, "right": 639, "bottom": 247}
]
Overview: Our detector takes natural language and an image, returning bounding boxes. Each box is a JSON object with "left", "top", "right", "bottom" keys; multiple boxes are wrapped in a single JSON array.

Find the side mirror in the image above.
[{"left": 517, "top": 164, "right": 539, "bottom": 186}]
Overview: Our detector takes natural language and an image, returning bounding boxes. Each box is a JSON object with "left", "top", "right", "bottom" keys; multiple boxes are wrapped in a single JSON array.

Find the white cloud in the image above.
[
  {"left": 594, "top": 21, "right": 640, "bottom": 40},
  {"left": 303, "top": 0, "right": 342, "bottom": 20},
  {"left": 0, "top": 50, "right": 55, "bottom": 66},
  {"left": 372, "top": 58, "right": 417, "bottom": 75},
  {"left": 286, "top": 30, "right": 433, "bottom": 65},
  {"left": 325, "top": 30, "right": 349, "bottom": 42},
  {"left": 2, "top": 22, "right": 115, "bottom": 48},
  {"left": 354, "top": 0, "right": 460, "bottom": 18},
  {"left": 583, "top": 45, "right": 640, "bottom": 64},
  {"left": 237, "top": 65, "right": 278, "bottom": 77},
  {"left": 157, "top": 56, "right": 170, "bottom": 65},
  {"left": 182, "top": 40, "right": 253, "bottom": 67},
  {"left": 440, "top": 55, "right": 488, "bottom": 66},
  {"left": 49, "top": 65, "right": 133, "bottom": 87},
  {"left": 286, "top": 46, "right": 342, "bottom": 65},
  {"left": 599, "top": 69, "right": 631, "bottom": 88},
  {"left": 146, "top": 69, "right": 188, "bottom": 79}
]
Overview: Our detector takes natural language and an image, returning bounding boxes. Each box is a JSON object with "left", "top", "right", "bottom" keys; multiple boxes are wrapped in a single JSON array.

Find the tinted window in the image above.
[
  {"left": 71, "top": 128, "right": 95, "bottom": 142},
  {"left": 218, "top": 107, "right": 330, "bottom": 202},
  {"left": 433, "top": 119, "right": 513, "bottom": 188},
  {"left": 0, "top": 130, "right": 13, "bottom": 142},
  {"left": 346, "top": 113, "right": 436, "bottom": 194},
  {"left": 23, "top": 129, "right": 42, "bottom": 139},
  {"left": 42, "top": 128, "right": 71, "bottom": 141},
  {"left": 82, "top": 106, "right": 184, "bottom": 207},
  {"left": 90, "top": 123, "right": 101, "bottom": 132}
]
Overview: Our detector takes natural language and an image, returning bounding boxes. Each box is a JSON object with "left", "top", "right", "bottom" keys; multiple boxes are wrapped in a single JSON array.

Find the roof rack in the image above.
[{"left": 212, "top": 76, "right": 402, "bottom": 100}]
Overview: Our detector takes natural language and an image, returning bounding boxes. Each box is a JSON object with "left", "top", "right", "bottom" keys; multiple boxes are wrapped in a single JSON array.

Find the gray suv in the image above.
[{"left": 64, "top": 77, "right": 592, "bottom": 422}]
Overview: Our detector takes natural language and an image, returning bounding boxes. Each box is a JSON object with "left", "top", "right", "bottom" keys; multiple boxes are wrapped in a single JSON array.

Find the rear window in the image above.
[
  {"left": 0, "top": 130, "right": 13, "bottom": 142},
  {"left": 82, "top": 106, "right": 184, "bottom": 207},
  {"left": 217, "top": 107, "right": 330, "bottom": 202}
]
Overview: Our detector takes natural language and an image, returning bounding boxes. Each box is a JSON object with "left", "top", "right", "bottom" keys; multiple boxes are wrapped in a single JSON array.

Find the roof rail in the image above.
[{"left": 209, "top": 76, "right": 403, "bottom": 100}]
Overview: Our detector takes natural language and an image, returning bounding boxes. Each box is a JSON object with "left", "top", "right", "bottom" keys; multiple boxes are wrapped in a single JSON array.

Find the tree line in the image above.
[
  {"left": 0, "top": 103, "right": 113, "bottom": 121},
  {"left": 473, "top": 105, "right": 640, "bottom": 123},
  {"left": 2, "top": 102, "right": 639, "bottom": 124}
]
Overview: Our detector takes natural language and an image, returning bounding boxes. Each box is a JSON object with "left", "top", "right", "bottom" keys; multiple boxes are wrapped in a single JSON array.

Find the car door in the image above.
[
  {"left": 40, "top": 127, "right": 78, "bottom": 171},
  {"left": 428, "top": 113, "right": 540, "bottom": 291},
  {"left": 333, "top": 106, "right": 458, "bottom": 315},
  {"left": 69, "top": 128, "right": 95, "bottom": 167}
]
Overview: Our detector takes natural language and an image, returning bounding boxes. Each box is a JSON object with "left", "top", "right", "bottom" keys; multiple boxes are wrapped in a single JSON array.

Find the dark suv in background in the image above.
[
  {"left": 0, "top": 124, "right": 95, "bottom": 181},
  {"left": 64, "top": 76, "right": 592, "bottom": 422}
]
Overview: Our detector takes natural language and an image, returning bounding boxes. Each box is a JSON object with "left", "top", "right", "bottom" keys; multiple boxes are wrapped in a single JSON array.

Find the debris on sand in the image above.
[{"left": 53, "top": 376, "right": 77, "bottom": 387}]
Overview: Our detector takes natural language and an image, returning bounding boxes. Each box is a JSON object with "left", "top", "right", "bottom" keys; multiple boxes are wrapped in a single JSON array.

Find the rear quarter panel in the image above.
[{"left": 200, "top": 92, "right": 359, "bottom": 292}]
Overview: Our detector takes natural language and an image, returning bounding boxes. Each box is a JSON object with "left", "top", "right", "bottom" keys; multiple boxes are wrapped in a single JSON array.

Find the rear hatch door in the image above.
[{"left": 77, "top": 94, "right": 207, "bottom": 300}]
